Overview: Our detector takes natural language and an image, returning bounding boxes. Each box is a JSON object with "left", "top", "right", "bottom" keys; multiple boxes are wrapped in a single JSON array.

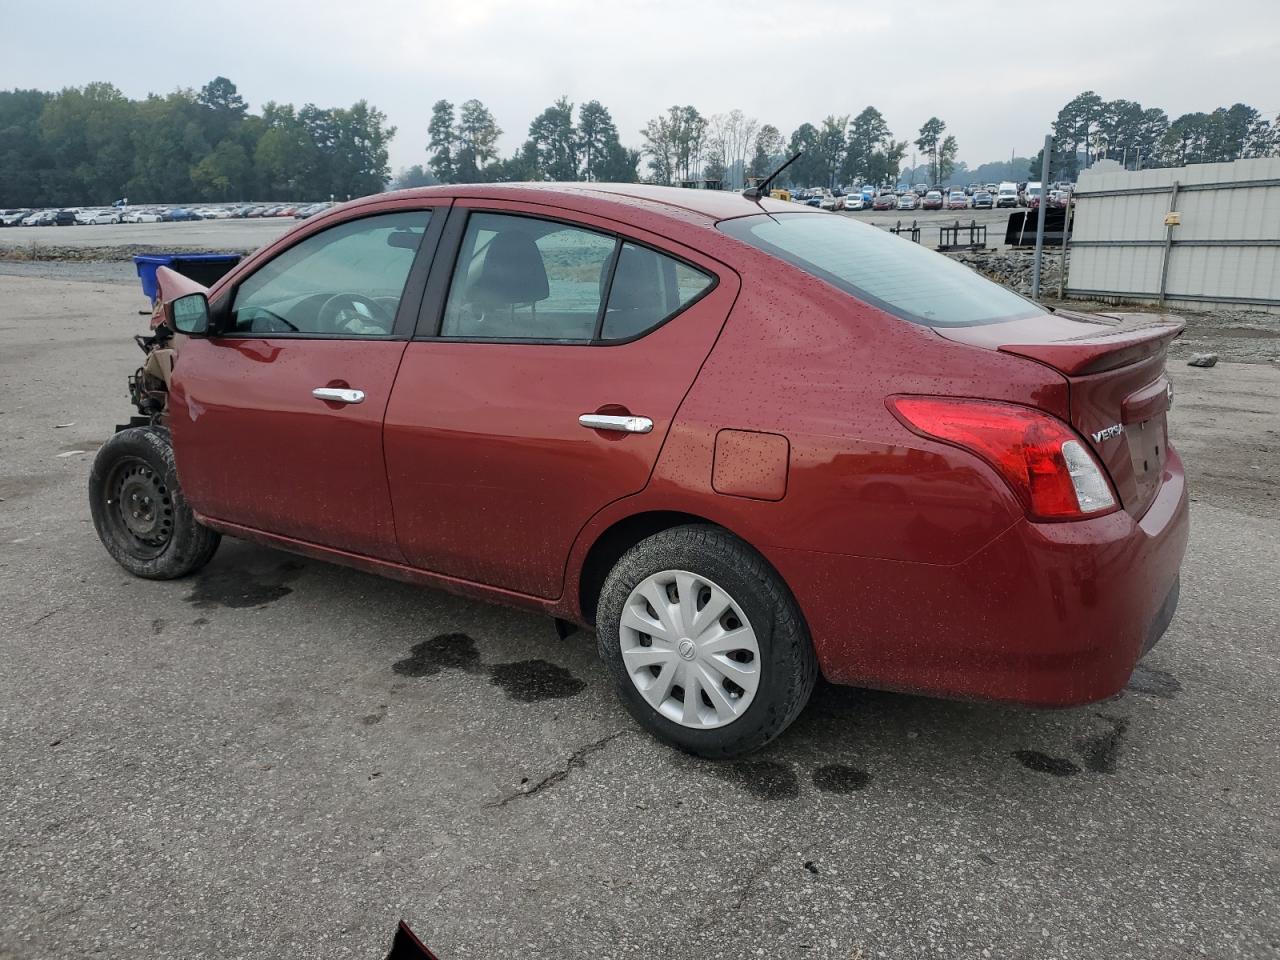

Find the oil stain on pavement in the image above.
[
  {"left": 1078, "top": 715, "right": 1130, "bottom": 774},
  {"left": 812, "top": 763, "right": 871, "bottom": 794},
  {"left": 394, "top": 632, "right": 585, "bottom": 703},
  {"left": 185, "top": 559, "right": 306, "bottom": 610},
  {"left": 1126, "top": 663, "right": 1182, "bottom": 699},
  {"left": 1013, "top": 750, "right": 1081, "bottom": 777}
]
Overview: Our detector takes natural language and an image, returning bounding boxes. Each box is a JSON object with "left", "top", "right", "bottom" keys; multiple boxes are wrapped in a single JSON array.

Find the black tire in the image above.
[
  {"left": 89, "top": 426, "right": 220, "bottom": 579},
  {"left": 597, "top": 524, "right": 818, "bottom": 758}
]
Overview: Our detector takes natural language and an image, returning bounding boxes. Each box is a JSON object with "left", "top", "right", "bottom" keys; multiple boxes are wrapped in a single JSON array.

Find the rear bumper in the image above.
[{"left": 773, "top": 446, "right": 1190, "bottom": 706}]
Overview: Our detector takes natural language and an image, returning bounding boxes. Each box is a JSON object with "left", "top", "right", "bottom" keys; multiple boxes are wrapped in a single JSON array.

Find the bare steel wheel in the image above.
[
  {"left": 620, "top": 570, "right": 761, "bottom": 729},
  {"left": 89, "top": 426, "right": 220, "bottom": 579},
  {"left": 103, "top": 457, "right": 174, "bottom": 560},
  {"left": 598, "top": 524, "right": 817, "bottom": 758}
]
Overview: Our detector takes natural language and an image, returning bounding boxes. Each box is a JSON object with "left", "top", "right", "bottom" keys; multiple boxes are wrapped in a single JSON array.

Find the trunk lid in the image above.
[{"left": 936, "top": 309, "right": 1183, "bottom": 518}]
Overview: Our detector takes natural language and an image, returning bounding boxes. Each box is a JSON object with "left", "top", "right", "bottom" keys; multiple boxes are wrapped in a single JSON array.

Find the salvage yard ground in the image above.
[{"left": 1, "top": 252, "right": 1279, "bottom": 958}]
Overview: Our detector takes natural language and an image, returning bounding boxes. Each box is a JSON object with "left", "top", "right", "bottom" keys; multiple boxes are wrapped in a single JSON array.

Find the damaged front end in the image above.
[
  {"left": 120, "top": 265, "right": 210, "bottom": 431},
  {"left": 127, "top": 324, "right": 177, "bottom": 423}
]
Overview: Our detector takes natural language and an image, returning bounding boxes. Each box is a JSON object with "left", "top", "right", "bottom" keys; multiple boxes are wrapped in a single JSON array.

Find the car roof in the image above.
[{"left": 377, "top": 182, "right": 800, "bottom": 225}]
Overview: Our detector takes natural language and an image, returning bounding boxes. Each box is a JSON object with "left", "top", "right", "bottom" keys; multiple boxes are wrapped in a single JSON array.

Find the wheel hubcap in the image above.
[{"left": 618, "top": 570, "right": 761, "bottom": 729}]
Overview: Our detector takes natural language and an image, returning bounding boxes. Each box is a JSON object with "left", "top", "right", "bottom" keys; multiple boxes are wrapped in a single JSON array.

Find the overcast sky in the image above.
[{"left": 5, "top": 0, "right": 1279, "bottom": 173}]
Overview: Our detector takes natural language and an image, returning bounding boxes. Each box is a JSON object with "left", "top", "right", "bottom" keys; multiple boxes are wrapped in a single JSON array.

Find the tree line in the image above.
[
  {"left": 1032, "top": 91, "right": 1278, "bottom": 180},
  {"left": 0, "top": 77, "right": 395, "bottom": 206},
  {"left": 6, "top": 79, "right": 1278, "bottom": 208}
]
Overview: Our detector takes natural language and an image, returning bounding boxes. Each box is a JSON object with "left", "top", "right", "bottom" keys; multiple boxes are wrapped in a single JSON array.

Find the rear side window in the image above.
[
  {"left": 719, "top": 212, "right": 1044, "bottom": 327},
  {"left": 601, "top": 242, "right": 713, "bottom": 341}
]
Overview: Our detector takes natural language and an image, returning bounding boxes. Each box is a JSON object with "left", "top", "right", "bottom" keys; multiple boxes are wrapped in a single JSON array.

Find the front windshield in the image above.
[{"left": 718, "top": 212, "right": 1046, "bottom": 328}]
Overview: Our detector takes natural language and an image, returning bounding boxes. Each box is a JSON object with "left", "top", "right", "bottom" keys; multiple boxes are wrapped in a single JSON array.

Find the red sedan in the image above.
[{"left": 90, "top": 184, "right": 1188, "bottom": 757}]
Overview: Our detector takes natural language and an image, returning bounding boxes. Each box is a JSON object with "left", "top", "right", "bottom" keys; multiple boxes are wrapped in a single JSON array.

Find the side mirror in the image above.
[{"left": 166, "top": 293, "right": 211, "bottom": 335}]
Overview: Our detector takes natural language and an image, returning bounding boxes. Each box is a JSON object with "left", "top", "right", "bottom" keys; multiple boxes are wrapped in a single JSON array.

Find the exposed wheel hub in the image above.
[
  {"left": 618, "top": 570, "right": 761, "bottom": 729},
  {"left": 104, "top": 458, "right": 173, "bottom": 557}
]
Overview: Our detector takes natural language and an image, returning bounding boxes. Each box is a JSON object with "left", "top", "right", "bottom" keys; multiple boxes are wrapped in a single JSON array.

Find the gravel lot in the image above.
[{"left": 1, "top": 261, "right": 1278, "bottom": 959}]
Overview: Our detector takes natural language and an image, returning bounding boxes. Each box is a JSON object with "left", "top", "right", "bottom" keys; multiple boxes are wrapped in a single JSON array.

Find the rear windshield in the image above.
[{"left": 718, "top": 212, "right": 1046, "bottom": 328}]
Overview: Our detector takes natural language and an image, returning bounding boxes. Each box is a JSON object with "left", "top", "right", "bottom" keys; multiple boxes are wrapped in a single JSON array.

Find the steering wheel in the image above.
[{"left": 316, "top": 293, "right": 394, "bottom": 335}]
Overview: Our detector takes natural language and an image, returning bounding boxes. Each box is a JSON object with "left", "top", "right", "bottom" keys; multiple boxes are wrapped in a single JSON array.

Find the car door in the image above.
[
  {"left": 383, "top": 202, "right": 739, "bottom": 598},
  {"left": 167, "top": 201, "right": 447, "bottom": 561}
]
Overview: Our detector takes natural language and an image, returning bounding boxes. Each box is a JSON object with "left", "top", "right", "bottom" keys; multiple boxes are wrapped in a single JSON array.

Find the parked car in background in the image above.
[
  {"left": 966, "top": 183, "right": 981, "bottom": 195},
  {"left": 996, "top": 183, "right": 1019, "bottom": 208},
  {"left": 22, "top": 210, "right": 53, "bottom": 226},
  {"left": 93, "top": 183, "right": 1189, "bottom": 758},
  {"left": 921, "top": 190, "right": 944, "bottom": 210},
  {"left": 896, "top": 192, "right": 919, "bottom": 211},
  {"left": 947, "top": 191, "right": 969, "bottom": 210},
  {"left": 1025, "top": 182, "right": 1044, "bottom": 209},
  {"left": 912, "top": 183, "right": 928, "bottom": 195},
  {"left": 163, "top": 208, "right": 201, "bottom": 222},
  {"left": 984, "top": 183, "right": 999, "bottom": 194},
  {"left": 972, "top": 191, "right": 994, "bottom": 209},
  {"left": 122, "top": 210, "right": 162, "bottom": 223},
  {"left": 843, "top": 194, "right": 866, "bottom": 211},
  {"left": 0, "top": 209, "right": 30, "bottom": 227},
  {"left": 872, "top": 192, "right": 897, "bottom": 211},
  {"left": 54, "top": 210, "right": 77, "bottom": 226},
  {"left": 1050, "top": 188, "right": 1073, "bottom": 209},
  {"left": 85, "top": 210, "right": 122, "bottom": 225}
]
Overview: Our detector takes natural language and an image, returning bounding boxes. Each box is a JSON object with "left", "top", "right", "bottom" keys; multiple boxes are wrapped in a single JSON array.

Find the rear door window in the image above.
[{"left": 438, "top": 213, "right": 715, "bottom": 343}]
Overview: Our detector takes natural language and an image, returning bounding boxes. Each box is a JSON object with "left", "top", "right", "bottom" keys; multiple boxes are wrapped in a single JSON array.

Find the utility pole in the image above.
[{"left": 1031, "top": 133, "right": 1052, "bottom": 300}]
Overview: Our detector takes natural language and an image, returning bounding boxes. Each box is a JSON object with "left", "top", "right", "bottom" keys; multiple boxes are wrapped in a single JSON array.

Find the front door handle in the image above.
[
  {"left": 313, "top": 387, "right": 365, "bottom": 404},
  {"left": 578, "top": 413, "right": 653, "bottom": 434}
]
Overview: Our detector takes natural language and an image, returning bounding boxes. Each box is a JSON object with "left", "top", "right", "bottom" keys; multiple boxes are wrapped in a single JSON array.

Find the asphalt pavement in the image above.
[{"left": 1, "top": 270, "right": 1278, "bottom": 959}]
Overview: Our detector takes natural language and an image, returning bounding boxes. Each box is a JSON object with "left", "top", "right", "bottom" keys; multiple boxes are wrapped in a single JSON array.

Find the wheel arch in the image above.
[{"left": 573, "top": 508, "right": 800, "bottom": 631}]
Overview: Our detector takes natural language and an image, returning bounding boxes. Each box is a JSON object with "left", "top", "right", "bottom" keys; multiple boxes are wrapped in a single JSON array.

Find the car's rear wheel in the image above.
[
  {"left": 89, "top": 426, "right": 220, "bottom": 579},
  {"left": 597, "top": 525, "right": 817, "bottom": 758}
]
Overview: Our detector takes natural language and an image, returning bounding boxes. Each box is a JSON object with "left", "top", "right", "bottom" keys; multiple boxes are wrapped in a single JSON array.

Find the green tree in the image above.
[
  {"left": 842, "top": 106, "right": 889, "bottom": 185},
  {"left": 578, "top": 100, "right": 632, "bottom": 181},
  {"left": 524, "top": 96, "right": 578, "bottom": 180},
  {"left": 749, "top": 123, "right": 783, "bottom": 179},
  {"left": 455, "top": 99, "right": 501, "bottom": 183},
  {"left": 0, "top": 89, "right": 51, "bottom": 205},
  {"left": 191, "top": 139, "right": 250, "bottom": 199},
  {"left": 914, "top": 117, "right": 946, "bottom": 186},
  {"left": 937, "top": 134, "right": 958, "bottom": 185},
  {"left": 427, "top": 99, "right": 456, "bottom": 183},
  {"left": 786, "top": 123, "right": 823, "bottom": 187}
]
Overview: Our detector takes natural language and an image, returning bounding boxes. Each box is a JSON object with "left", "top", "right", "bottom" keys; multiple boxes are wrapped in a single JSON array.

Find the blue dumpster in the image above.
[{"left": 133, "top": 253, "right": 243, "bottom": 302}]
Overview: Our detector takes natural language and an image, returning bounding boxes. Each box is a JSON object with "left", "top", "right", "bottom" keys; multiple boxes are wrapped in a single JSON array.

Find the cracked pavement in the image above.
[{"left": 2, "top": 271, "right": 1279, "bottom": 959}]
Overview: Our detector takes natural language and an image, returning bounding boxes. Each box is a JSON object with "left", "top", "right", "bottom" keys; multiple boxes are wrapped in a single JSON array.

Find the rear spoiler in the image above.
[{"left": 999, "top": 316, "right": 1185, "bottom": 376}]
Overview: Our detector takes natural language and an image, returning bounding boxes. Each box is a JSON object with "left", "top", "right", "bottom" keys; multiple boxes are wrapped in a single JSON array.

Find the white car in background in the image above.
[
  {"left": 996, "top": 182, "right": 1020, "bottom": 208},
  {"left": 85, "top": 210, "right": 121, "bottom": 225},
  {"left": 122, "top": 210, "right": 162, "bottom": 223},
  {"left": 843, "top": 194, "right": 866, "bottom": 211}
]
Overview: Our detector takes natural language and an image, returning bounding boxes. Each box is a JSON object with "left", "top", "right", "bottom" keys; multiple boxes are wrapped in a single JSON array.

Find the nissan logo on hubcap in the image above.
[{"left": 678, "top": 639, "right": 697, "bottom": 661}]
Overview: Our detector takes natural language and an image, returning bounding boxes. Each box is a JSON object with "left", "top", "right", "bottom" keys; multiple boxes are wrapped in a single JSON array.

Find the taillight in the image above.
[{"left": 889, "top": 396, "right": 1117, "bottom": 521}]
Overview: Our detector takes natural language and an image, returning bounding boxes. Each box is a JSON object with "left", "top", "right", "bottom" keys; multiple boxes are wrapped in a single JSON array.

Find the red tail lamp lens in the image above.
[{"left": 890, "top": 396, "right": 1117, "bottom": 521}]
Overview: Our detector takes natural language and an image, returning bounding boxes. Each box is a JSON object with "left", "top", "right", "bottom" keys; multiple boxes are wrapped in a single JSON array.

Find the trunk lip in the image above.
[{"left": 934, "top": 309, "right": 1184, "bottom": 376}]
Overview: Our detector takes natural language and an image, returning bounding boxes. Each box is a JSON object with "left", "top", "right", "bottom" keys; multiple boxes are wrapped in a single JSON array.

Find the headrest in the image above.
[{"left": 471, "top": 231, "right": 549, "bottom": 306}]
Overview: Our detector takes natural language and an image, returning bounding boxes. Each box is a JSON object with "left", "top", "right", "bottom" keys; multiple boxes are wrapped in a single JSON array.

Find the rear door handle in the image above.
[
  {"left": 578, "top": 413, "right": 653, "bottom": 434},
  {"left": 312, "top": 387, "right": 365, "bottom": 404}
]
